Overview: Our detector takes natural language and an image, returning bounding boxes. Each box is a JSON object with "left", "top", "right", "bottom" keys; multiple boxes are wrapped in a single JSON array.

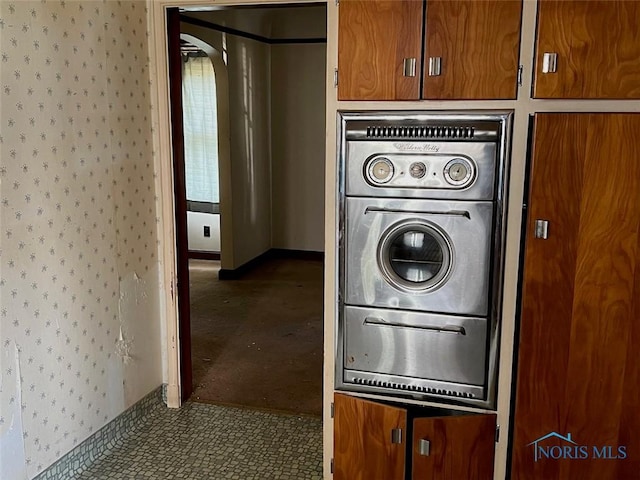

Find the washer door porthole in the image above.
[{"left": 377, "top": 220, "right": 453, "bottom": 292}]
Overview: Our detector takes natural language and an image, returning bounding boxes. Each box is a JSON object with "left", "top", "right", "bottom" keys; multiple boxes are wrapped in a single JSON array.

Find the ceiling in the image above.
[{"left": 181, "top": 3, "right": 327, "bottom": 41}]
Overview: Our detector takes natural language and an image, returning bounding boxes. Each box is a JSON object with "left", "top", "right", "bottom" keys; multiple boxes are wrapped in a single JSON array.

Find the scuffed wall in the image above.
[{"left": 0, "top": 1, "right": 162, "bottom": 478}]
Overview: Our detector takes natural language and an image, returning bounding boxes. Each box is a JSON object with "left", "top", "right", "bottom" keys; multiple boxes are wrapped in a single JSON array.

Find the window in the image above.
[{"left": 182, "top": 52, "right": 219, "bottom": 206}]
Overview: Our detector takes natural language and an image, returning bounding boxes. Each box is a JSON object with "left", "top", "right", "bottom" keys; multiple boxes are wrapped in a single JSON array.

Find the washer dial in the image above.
[
  {"left": 444, "top": 158, "right": 474, "bottom": 187},
  {"left": 367, "top": 157, "right": 394, "bottom": 184},
  {"left": 409, "top": 162, "right": 427, "bottom": 179}
]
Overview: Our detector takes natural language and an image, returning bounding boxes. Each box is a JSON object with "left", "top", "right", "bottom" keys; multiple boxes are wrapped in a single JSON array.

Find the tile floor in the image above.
[{"left": 73, "top": 401, "right": 323, "bottom": 480}]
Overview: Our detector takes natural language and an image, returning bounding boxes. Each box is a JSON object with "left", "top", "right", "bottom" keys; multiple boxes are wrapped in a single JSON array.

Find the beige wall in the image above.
[
  {"left": 185, "top": 8, "right": 273, "bottom": 38},
  {"left": 187, "top": 212, "right": 222, "bottom": 252},
  {"left": 226, "top": 33, "right": 273, "bottom": 265},
  {"left": 269, "top": 5, "right": 327, "bottom": 39},
  {"left": 0, "top": 1, "right": 162, "bottom": 478},
  {"left": 271, "top": 43, "right": 326, "bottom": 251}
]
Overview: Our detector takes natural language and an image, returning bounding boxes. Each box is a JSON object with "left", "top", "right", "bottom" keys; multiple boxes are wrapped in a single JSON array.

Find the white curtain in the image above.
[{"left": 182, "top": 55, "right": 219, "bottom": 204}]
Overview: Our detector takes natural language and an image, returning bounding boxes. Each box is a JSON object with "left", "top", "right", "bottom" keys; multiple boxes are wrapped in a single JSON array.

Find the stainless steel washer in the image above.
[
  {"left": 336, "top": 111, "right": 512, "bottom": 409},
  {"left": 345, "top": 197, "right": 493, "bottom": 315}
]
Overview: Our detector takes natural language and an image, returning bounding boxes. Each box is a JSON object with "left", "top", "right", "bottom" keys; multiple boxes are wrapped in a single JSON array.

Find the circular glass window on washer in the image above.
[{"left": 378, "top": 221, "right": 453, "bottom": 292}]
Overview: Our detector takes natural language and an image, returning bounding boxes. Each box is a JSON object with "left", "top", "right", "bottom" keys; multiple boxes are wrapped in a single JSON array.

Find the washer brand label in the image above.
[{"left": 393, "top": 142, "right": 440, "bottom": 153}]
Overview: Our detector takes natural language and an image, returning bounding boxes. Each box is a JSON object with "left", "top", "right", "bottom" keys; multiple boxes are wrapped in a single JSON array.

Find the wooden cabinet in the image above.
[
  {"left": 412, "top": 415, "right": 497, "bottom": 479},
  {"left": 512, "top": 113, "right": 640, "bottom": 479},
  {"left": 334, "top": 393, "right": 407, "bottom": 480},
  {"left": 422, "top": 0, "right": 522, "bottom": 100},
  {"left": 333, "top": 393, "right": 497, "bottom": 480},
  {"left": 337, "top": 0, "right": 522, "bottom": 101},
  {"left": 337, "top": 0, "right": 423, "bottom": 101},
  {"left": 533, "top": 1, "right": 640, "bottom": 99}
]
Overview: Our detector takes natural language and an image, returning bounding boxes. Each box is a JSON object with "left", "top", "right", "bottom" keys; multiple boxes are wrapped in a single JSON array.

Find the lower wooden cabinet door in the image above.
[
  {"left": 412, "top": 414, "right": 497, "bottom": 480},
  {"left": 334, "top": 393, "right": 407, "bottom": 480},
  {"left": 334, "top": 393, "right": 497, "bottom": 480}
]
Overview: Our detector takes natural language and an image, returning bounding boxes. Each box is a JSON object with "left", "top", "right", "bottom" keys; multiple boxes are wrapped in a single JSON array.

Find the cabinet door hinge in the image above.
[
  {"left": 517, "top": 65, "right": 524, "bottom": 87},
  {"left": 331, "top": 458, "right": 334, "bottom": 474},
  {"left": 330, "top": 402, "right": 334, "bottom": 418},
  {"left": 495, "top": 424, "right": 500, "bottom": 443},
  {"left": 333, "top": 68, "right": 338, "bottom": 88},
  {"left": 335, "top": 0, "right": 339, "bottom": 5}
]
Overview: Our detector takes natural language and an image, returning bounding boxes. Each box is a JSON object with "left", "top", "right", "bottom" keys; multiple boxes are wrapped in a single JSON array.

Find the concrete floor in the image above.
[{"left": 188, "top": 258, "right": 324, "bottom": 416}]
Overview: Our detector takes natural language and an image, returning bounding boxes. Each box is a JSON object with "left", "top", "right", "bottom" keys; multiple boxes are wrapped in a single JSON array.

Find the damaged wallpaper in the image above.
[{"left": 0, "top": 1, "right": 163, "bottom": 478}]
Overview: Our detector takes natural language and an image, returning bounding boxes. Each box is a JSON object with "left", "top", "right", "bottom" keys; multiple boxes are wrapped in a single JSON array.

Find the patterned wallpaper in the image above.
[{"left": 0, "top": 1, "right": 162, "bottom": 478}]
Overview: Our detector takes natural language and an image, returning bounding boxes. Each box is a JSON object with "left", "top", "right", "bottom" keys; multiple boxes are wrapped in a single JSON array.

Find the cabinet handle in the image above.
[
  {"left": 428, "top": 57, "right": 442, "bottom": 77},
  {"left": 542, "top": 52, "right": 558, "bottom": 74},
  {"left": 534, "top": 219, "right": 549, "bottom": 239},
  {"left": 403, "top": 58, "right": 417, "bottom": 77},
  {"left": 391, "top": 428, "right": 403, "bottom": 444},
  {"left": 418, "top": 439, "right": 431, "bottom": 456}
]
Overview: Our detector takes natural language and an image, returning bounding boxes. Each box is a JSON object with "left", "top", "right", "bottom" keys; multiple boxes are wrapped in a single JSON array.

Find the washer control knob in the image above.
[
  {"left": 449, "top": 162, "right": 468, "bottom": 182},
  {"left": 367, "top": 157, "right": 394, "bottom": 184},
  {"left": 409, "top": 162, "right": 426, "bottom": 178},
  {"left": 444, "top": 158, "right": 474, "bottom": 187}
]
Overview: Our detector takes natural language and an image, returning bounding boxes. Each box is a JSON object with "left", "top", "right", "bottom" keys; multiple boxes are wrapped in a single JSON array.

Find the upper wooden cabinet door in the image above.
[
  {"left": 412, "top": 414, "right": 497, "bottom": 480},
  {"left": 512, "top": 114, "right": 640, "bottom": 479},
  {"left": 534, "top": 1, "right": 640, "bottom": 98},
  {"left": 334, "top": 393, "right": 407, "bottom": 480},
  {"left": 337, "top": 0, "right": 423, "bottom": 101},
  {"left": 422, "top": 0, "right": 523, "bottom": 100}
]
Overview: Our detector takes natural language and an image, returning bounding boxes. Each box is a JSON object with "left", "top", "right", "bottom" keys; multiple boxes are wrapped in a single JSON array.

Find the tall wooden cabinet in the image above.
[
  {"left": 333, "top": 394, "right": 497, "bottom": 480},
  {"left": 533, "top": 1, "right": 640, "bottom": 98},
  {"left": 337, "top": 0, "right": 522, "bottom": 101},
  {"left": 511, "top": 113, "right": 640, "bottom": 479}
]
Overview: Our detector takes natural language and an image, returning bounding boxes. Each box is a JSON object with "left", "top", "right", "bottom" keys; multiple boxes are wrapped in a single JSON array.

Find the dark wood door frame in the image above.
[{"left": 167, "top": 7, "right": 193, "bottom": 401}]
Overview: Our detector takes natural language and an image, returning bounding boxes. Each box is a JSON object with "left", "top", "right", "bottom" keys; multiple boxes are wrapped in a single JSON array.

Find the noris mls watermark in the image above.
[{"left": 528, "top": 432, "right": 627, "bottom": 462}]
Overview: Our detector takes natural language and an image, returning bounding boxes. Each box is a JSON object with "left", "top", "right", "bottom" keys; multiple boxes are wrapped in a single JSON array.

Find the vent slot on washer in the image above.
[
  {"left": 366, "top": 125, "right": 475, "bottom": 139},
  {"left": 351, "top": 376, "right": 475, "bottom": 399}
]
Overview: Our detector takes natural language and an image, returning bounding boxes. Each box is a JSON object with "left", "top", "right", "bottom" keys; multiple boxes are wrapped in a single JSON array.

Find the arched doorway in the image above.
[{"left": 180, "top": 34, "right": 233, "bottom": 269}]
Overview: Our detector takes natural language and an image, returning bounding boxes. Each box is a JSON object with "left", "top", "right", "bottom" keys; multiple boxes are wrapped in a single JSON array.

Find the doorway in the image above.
[{"left": 168, "top": 4, "right": 327, "bottom": 417}]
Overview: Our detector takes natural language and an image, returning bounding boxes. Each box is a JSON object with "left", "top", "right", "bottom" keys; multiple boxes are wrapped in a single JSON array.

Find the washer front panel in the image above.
[
  {"left": 345, "top": 197, "right": 494, "bottom": 316},
  {"left": 347, "top": 141, "right": 496, "bottom": 200}
]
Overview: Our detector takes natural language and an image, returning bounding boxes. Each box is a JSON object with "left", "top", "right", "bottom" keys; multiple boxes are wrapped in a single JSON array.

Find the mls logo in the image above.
[
  {"left": 527, "top": 432, "right": 627, "bottom": 462},
  {"left": 527, "top": 432, "right": 583, "bottom": 462}
]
